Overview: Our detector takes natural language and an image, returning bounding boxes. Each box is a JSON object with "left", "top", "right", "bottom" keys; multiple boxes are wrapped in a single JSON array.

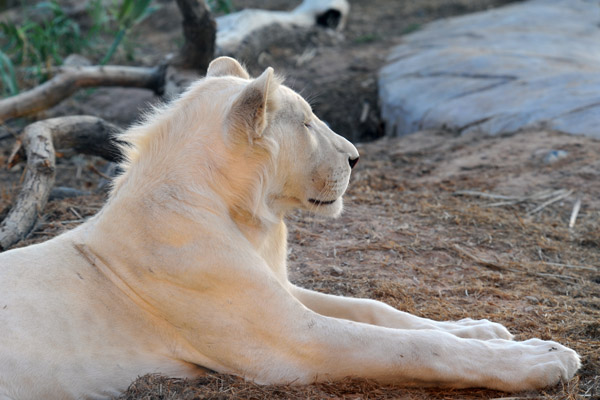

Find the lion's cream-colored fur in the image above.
[{"left": 0, "top": 57, "right": 579, "bottom": 399}]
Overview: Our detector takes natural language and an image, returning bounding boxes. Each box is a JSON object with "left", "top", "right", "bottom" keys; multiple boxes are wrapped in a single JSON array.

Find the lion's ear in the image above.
[
  {"left": 229, "top": 67, "right": 275, "bottom": 141},
  {"left": 207, "top": 57, "right": 250, "bottom": 79}
]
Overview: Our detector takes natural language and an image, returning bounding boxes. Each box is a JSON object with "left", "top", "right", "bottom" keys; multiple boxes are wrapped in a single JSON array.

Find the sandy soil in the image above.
[
  {"left": 116, "top": 129, "right": 599, "bottom": 399},
  {"left": 3, "top": 129, "right": 598, "bottom": 399},
  {"left": 1, "top": 0, "right": 598, "bottom": 399}
]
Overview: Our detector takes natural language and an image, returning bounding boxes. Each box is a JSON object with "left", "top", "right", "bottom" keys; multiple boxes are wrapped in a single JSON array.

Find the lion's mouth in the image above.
[{"left": 308, "top": 198, "right": 337, "bottom": 206}]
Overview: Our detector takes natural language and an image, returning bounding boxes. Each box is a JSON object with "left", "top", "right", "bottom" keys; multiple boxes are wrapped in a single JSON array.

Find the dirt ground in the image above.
[
  {"left": 1, "top": 0, "right": 599, "bottom": 399},
  {"left": 3, "top": 129, "right": 599, "bottom": 399},
  {"left": 113, "top": 129, "right": 599, "bottom": 400}
]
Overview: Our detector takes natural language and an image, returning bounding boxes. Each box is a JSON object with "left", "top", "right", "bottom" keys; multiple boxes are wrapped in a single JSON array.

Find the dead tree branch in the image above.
[
  {"left": 0, "top": 116, "right": 122, "bottom": 251},
  {"left": 49, "top": 115, "right": 124, "bottom": 163},
  {"left": 0, "top": 0, "right": 217, "bottom": 250},
  {"left": 0, "top": 65, "right": 165, "bottom": 122},
  {"left": 0, "top": 0, "right": 216, "bottom": 122},
  {"left": 159, "top": 0, "right": 217, "bottom": 98},
  {"left": 173, "top": 0, "right": 216, "bottom": 72}
]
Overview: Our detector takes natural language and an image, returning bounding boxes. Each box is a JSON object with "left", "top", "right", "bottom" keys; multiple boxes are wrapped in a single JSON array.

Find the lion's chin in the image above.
[
  {"left": 271, "top": 196, "right": 344, "bottom": 217},
  {"left": 305, "top": 197, "right": 344, "bottom": 218}
]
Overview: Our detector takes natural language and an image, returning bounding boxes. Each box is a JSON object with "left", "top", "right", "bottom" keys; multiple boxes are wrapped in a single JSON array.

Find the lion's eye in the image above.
[{"left": 303, "top": 122, "right": 311, "bottom": 128}]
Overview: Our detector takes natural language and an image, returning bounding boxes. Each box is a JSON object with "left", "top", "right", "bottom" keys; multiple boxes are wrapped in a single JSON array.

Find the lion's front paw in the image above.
[
  {"left": 492, "top": 338, "right": 581, "bottom": 391},
  {"left": 443, "top": 318, "right": 513, "bottom": 340}
]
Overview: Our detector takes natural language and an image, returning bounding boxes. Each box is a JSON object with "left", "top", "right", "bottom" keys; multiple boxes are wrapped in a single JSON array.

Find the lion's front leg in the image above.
[
  {"left": 290, "top": 285, "right": 512, "bottom": 340},
  {"left": 184, "top": 275, "right": 579, "bottom": 392}
]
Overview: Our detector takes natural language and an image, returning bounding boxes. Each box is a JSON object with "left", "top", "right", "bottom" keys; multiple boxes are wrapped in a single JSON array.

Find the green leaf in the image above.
[
  {"left": 0, "top": 50, "right": 19, "bottom": 96},
  {"left": 117, "top": 0, "right": 135, "bottom": 25},
  {"left": 129, "top": 0, "right": 150, "bottom": 19},
  {"left": 100, "top": 28, "right": 126, "bottom": 65}
]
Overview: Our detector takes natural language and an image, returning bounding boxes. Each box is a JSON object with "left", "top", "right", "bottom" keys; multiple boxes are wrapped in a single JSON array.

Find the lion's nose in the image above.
[{"left": 349, "top": 156, "right": 359, "bottom": 169}]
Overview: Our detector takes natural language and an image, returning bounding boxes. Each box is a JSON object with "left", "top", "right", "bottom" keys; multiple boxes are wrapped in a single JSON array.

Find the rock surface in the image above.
[{"left": 379, "top": 0, "right": 600, "bottom": 138}]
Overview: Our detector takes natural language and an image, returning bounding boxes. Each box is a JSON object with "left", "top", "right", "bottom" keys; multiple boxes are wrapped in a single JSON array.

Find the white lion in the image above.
[{"left": 0, "top": 57, "right": 579, "bottom": 399}]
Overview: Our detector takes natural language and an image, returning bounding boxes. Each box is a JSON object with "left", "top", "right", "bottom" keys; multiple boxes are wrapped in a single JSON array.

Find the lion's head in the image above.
[{"left": 116, "top": 57, "right": 358, "bottom": 223}]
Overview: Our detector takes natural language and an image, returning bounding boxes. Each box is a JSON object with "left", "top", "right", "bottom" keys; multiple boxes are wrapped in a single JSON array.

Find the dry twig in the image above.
[
  {"left": 453, "top": 190, "right": 519, "bottom": 201},
  {"left": 568, "top": 196, "right": 582, "bottom": 229},
  {"left": 454, "top": 189, "right": 575, "bottom": 215},
  {"left": 452, "top": 244, "right": 517, "bottom": 272},
  {"left": 528, "top": 189, "right": 573, "bottom": 215},
  {"left": 542, "top": 261, "right": 598, "bottom": 272}
]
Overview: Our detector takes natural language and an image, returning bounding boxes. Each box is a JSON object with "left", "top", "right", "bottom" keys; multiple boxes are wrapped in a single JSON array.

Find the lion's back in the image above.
[
  {"left": 0, "top": 232, "right": 180, "bottom": 399},
  {"left": 0, "top": 232, "right": 91, "bottom": 311}
]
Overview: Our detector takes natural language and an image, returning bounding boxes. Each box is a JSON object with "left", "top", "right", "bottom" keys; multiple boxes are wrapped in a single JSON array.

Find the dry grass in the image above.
[
  {"left": 1, "top": 129, "right": 598, "bottom": 399},
  {"left": 120, "top": 129, "right": 599, "bottom": 399}
]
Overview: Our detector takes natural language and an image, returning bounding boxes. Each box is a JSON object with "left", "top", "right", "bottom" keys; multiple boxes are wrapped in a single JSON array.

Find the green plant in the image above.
[
  {"left": 86, "top": 0, "right": 112, "bottom": 45},
  {"left": 0, "top": 49, "right": 18, "bottom": 96},
  {"left": 208, "top": 0, "right": 235, "bottom": 14},
  {"left": 402, "top": 23, "right": 421, "bottom": 35},
  {"left": 353, "top": 33, "right": 382, "bottom": 44},
  {"left": 100, "top": 0, "right": 156, "bottom": 65},
  {"left": 0, "top": 0, "right": 158, "bottom": 95},
  {"left": 0, "top": 1, "right": 85, "bottom": 83}
]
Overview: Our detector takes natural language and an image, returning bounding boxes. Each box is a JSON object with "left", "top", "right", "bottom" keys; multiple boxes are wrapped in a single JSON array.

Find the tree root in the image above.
[{"left": 0, "top": 116, "right": 122, "bottom": 251}]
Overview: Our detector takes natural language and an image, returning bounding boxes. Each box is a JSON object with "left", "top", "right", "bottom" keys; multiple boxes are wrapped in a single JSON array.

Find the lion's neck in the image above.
[
  {"left": 89, "top": 173, "right": 291, "bottom": 286},
  {"left": 229, "top": 209, "right": 289, "bottom": 284}
]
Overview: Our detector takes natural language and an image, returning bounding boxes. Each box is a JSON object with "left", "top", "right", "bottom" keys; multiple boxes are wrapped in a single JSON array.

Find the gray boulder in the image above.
[{"left": 379, "top": 0, "right": 600, "bottom": 138}]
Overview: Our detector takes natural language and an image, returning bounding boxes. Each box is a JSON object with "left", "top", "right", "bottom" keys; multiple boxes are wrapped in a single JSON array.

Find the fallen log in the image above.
[
  {"left": 0, "top": 116, "right": 122, "bottom": 251},
  {"left": 0, "top": 66, "right": 165, "bottom": 122}
]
